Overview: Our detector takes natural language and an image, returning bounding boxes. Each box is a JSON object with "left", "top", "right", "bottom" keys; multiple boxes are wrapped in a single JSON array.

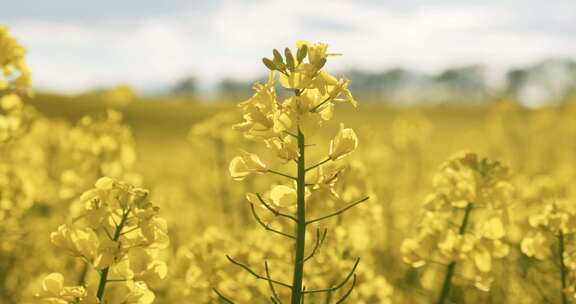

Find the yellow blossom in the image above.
[
  {"left": 229, "top": 151, "right": 268, "bottom": 180},
  {"left": 329, "top": 124, "right": 358, "bottom": 160}
]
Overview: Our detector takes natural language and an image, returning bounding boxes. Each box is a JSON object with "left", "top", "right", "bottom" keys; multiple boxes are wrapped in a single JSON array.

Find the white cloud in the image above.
[{"left": 7, "top": 0, "right": 576, "bottom": 93}]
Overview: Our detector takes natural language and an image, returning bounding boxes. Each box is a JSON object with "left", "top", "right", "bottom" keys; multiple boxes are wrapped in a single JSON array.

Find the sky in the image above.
[{"left": 3, "top": 0, "right": 576, "bottom": 93}]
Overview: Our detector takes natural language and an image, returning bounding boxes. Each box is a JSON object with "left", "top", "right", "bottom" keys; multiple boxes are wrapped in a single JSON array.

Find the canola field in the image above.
[{"left": 2, "top": 26, "right": 576, "bottom": 304}]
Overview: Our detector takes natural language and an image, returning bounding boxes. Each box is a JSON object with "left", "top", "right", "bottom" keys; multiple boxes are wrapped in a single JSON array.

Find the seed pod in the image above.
[
  {"left": 285, "top": 48, "right": 295, "bottom": 71},
  {"left": 262, "top": 57, "right": 277, "bottom": 71},
  {"left": 297, "top": 44, "right": 308, "bottom": 63}
]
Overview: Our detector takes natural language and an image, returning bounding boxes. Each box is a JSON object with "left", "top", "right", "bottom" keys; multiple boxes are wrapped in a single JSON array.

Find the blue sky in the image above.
[{"left": 3, "top": 0, "right": 576, "bottom": 92}]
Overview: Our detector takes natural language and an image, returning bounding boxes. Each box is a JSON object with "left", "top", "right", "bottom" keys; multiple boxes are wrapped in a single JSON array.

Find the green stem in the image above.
[
  {"left": 96, "top": 209, "right": 130, "bottom": 301},
  {"left": 559, "top": 231, "right": 568, "bottom": 304},
  {"left": 309, "top": 96, "right": 332, "bottom": 113},
  {"left": 437, "top": 202, "right": 474, "bottom": 304},
  {"left": 305, "top": 158, "right": 331, "bottom": 172},
  {"left": 291, "top": 129, "right": 307, "bottom": 304},
  {"left": 214, "top": 138, "right": 231, "bottom": 224},
  {"left": 77, "top": 262, "right": 89, "bottom": 286}
]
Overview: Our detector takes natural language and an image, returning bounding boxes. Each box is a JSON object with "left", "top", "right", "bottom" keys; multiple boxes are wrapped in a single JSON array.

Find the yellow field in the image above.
[{"left": 3, "top": 27, "right": 576, "bottom": 304}]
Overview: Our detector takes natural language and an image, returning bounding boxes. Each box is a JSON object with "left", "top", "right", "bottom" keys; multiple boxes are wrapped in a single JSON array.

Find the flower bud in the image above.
[
  {"left": 285, "top": 48, "right": 295, "bottom": 70},
  {"left": 296, "top": 44, "right": 308, "bottom": 63},
  {"left": 262, "top": 58, "right": 277, "bottom": 71},
  {"left": 272, "top": 49, "right": 286, "bottom": 71}
]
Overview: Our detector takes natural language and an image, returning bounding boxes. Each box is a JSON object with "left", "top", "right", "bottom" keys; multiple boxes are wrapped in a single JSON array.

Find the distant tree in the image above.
[
  {"left": 506, "top": 69, "right": 528, "bottom": 96},
  {"left": 347, "top": 68, "right": 413, "bottom": 99},
  {"left": 172, "top": 77, "right": 197, "bottom": 96},
  {"left": 218, "top": 78, "right": 252, "bottom": 100},
  {"left": 507, "top": 59, "right": 576, "bottom": 106}
]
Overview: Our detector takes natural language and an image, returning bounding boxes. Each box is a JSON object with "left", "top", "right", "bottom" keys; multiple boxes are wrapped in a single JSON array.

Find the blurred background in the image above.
[
  {"left": 3, "top": 0, "right": 576, "bottom": 107},
  {"left": 3, "top": 1, "right": 576, "bottom": 303}
]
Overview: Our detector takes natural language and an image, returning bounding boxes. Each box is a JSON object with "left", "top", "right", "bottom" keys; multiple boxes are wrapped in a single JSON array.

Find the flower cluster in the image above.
[
  {"left": 230, "top": 41, "right": 356, "bottom": 142},
  {"left": 520, "top": 199, "right": 575, "bottom": 302},
  {"left": 36, "top": 273, "right": 89, "bottom": 304},
  {"left": 401, "top": 152, "right": 513, "bottom": 292},
  {"left": 0, "top": 26, "right": 31, "bottom": 92},
  {"left": 36, "top": 177, "right": 169, "bottom": 304},
  {"left": 69, "top": 111, "right": 136, "bottom": 177},
  {"left": 59, "top": 110, "right": 138, "bottom": 200},
  {"left": 188, "top": 111, "right": 245, "bottom": 223},
  {"left": 0, "top": 93, "right": 35, "bottom": 143},
  {"left": 521, "top": 200, "right": 575, "bottom": 260},
  {"left": 564, "top": 252, "right": 576, "bottom": 301},
  {"left": 189, "top": 111, "right": 239, "bottom": 145},
  {"left": 168, "top": 228, "right": 285, "bottom": 303},
  {"left": 0, "top": 27, "right": 35, "bottom": 142},
  {"left": 0, "top": 163, "right": 35, "bottom": 253}
]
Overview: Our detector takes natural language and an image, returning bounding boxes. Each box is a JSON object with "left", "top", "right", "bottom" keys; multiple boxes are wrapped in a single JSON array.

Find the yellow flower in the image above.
[
  {"left": 95, "top": 176, "right": 116, "bottom": 190},
  {"left": 229, "top": 151, "right": 268, "bottom": 180},
  {"left": 521, "top": 231, "right": 551, "bottom": 260},
  {"left": 402, "top": 153, "right": 512, "bottom": 292},
  {"left": 36, "top": 273, "right": 87, "bottom": 303},
  {"left": 473, "top": 274, "right": 494, "bottom": 292},
  {"left": 0, "top": 26, "right": 32, "bottom": 91},
  {"left": 94, "top": 237, "right": 122, "bottom": 269},
  {"left": 296, "top": 41, "right": 329, "bottom": 68},
  {"left": 326, "top": 77, "right": 358, "bottom": 108},
  {"left": 491, "top": 239, "right": 509, "bottom": 258},
  {"left": 269, "top": 185, "right": 297, "bottom": 207},
  {"left": 265, "top": 136, "right": 299, "bottom": 162},
  {"left": 0, "top": 94, "right": 22, "bottom": 110},
  {"left": 279, "top": 63, "right": 317, "bottom": 89},
  {"left": 481, "top": 217, "right": 505, "bottom": 240},
  {"left": 139, "top": 217, "right": 170, "bottom": 249},
  {"left": 102, "top": 280, "right": 155, "bottom": 304},
  {"left": 473, "top": 247, "right": 492, "bottom": 273},
  {"left": 437, "top": 229, "right": 463, "bottom": 258},
  {"left": 233, "top": 71, "right": 280, "bottom": 139},
  {"left": 312, "top": 71, "right": 338, "bottom": 95},
  {"left": 136, "top": 261, "right": 168, "bottom": 286},
  {"left": 400, "top": 238, "right": 426, "bottom": 268},
  {"left": 40, "top": 272, "right": 65, "bottom": 297},
  {"left": 433, "top": 152, "right": 511, "bottom": 210},
  {"left": 280, "top": 95, "right": 325, "bottom": 135},
  {"left": 329, "top": 124, "right": 358, "bottom": 160},
  {"left": 50, "top": 225, "right": 98, "bottom": 260}
]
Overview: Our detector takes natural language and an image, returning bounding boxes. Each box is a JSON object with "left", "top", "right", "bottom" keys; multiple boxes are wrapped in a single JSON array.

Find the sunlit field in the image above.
[{"left": 2, "top": 20, "right": 576, "bottom": 304}]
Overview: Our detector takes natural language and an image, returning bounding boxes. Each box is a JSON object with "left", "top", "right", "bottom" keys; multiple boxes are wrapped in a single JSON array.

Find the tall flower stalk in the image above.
[
  {"left": 521, "top": 200, "right": 575, "bottom": 303},
  {"left": 220, "top": 41, "right": 367, "bottom": 303},
  {"left": 559, "top": 231, "right": 568, "bottom": 304},
  {"left": 401, "top": 152, "right": 513, "bottom": 303},
  {"left": 436, "top": 202, "right": 473, "bottom": 304},
  {"left": 292, "top": 129, "right": 307, "bottom": 302},
  {"left": 36, "top": 177, "right": 169, "bottom": 304}
]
